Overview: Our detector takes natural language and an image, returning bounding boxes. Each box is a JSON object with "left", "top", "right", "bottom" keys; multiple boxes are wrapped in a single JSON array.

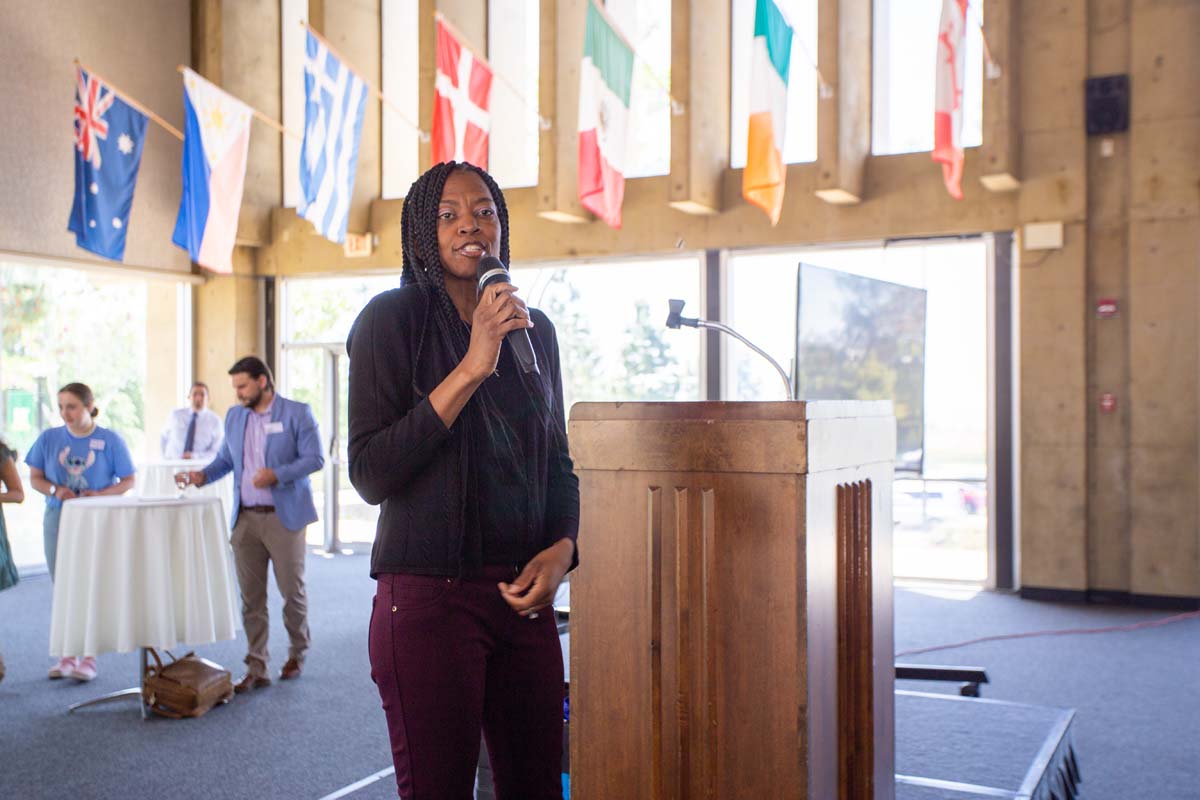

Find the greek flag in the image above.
[{"left": 299, "top": 30, "right": 367, "bottom": 244}]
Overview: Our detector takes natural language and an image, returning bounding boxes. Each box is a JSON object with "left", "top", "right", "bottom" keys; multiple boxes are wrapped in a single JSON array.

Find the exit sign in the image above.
[{"left": 344, "top": 232, "right": 373, "bottom": 258}]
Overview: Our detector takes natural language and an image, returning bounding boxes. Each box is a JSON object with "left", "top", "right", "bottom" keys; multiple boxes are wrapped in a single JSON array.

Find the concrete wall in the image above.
[
  {"left": 0, "top": 0, "right": 192, "bottom": 272},
  {"left": 214, "top": 1, "right": 1200, "bottom": 599}
]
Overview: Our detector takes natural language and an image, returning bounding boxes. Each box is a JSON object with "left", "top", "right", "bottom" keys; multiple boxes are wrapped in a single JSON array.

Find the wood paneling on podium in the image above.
[{"left": 568, "top": 401, "right": 895, "bottom": 800}]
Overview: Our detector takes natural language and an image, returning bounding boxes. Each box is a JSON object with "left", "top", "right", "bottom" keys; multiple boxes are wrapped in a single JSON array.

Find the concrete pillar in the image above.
[
  {"left": 1016, "top": 0, "right": 1089, "bottom": 594},
  {"left": 1084, "top": 0, "right": 1131, "bottom": 595},
  {"left": 324, "top": 0, "right": 382, "bottom": 235},
  {"left": 145, "top": 282, "right": 182, "bottom": 460},
  {"left": 814, "top": 0, "right": 871, "bottom": 205},
  {"left": 194, "top": 249, "right": 262, "bottom": 415},
  {"left": 535, "top": 0, "right": 589, "bottom": 222},
  {"left": 667, "top": 0, "right": 730, "bottom": 215},
  {"left": 979, "top": 0, "right": 1022, "bottom": 191},
  {"left": 1127, "top": 0, "right": 1200, "bottom": 598},
  {"left": 224, "top": 0, "right": 283, "bottom": 246}
]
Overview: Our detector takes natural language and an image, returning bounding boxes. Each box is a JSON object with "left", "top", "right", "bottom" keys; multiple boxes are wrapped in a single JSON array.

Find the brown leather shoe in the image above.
[
  {"left": 280, "top": 657, "right": 302, "bottom": 681},
  {"left": 234, "top": 673, "right": 272, "bottom": 694}
]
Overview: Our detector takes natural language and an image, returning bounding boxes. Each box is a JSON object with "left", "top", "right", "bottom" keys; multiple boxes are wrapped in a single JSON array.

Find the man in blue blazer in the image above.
[{"left": 180, "top": 356, "right": 324, "bottom": 693}]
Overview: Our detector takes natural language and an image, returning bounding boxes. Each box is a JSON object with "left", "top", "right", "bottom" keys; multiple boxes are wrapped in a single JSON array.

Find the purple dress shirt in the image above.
[{"left": 240, "top": 399, "right": 276, "bottom": 507}]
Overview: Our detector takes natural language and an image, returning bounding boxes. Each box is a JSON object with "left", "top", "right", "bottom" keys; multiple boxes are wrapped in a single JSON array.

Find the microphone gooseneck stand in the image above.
[{"left": 665, "top": 299, "right": 795, "bottom": 401}]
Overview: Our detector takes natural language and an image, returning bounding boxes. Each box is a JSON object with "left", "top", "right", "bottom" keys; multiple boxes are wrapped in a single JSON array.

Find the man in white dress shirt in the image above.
[{"left": 161, "top": 382, "right": 223, "bottom": 460}]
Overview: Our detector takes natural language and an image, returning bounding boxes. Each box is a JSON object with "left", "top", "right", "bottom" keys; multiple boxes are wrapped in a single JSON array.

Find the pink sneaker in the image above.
[
  {"left": 69, "top": 656, "right": 98, "bottom": 682},
  {"left": 48, "top": 656, "right": 77, "bottom": 679}
]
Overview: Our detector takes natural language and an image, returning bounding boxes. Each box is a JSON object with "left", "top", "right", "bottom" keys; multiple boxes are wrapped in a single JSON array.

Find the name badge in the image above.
[
  {"left": 264, "top": 422, "right": 285, "bottom": 434},
  {"left": 89, "top": 439, "right": 106, "bottom": 450}
]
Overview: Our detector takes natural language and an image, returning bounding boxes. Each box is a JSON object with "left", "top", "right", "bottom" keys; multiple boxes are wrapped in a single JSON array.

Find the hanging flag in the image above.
[
  {"left": 577, "top": 0, "right": 634, "bottom": 229},
  {"left": 299, "top": 30, "right": 367, "bottom": 244},
  {"left": 432, "top": 16, "right": 493, "bottom": 169},
  {"left": 172, "top": 68, "right": 252, "bottom": 273},
  {"left": 742, "top": 0, "right": 792, "bottom": 226},
  {"left": 933, "top": 0, "right": 968, "bottom": 200},
  {"left": 67, "top": 66, "right": 148, "bottom": 262}
]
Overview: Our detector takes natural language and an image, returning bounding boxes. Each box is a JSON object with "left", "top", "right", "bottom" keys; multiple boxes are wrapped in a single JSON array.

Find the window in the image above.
[
  {"left": 510, "top": 256, "right": 703, "bottom": 412},
  {"left": 730, "top": 0, "right": 819, "bottom": 167},
  {"left": 604, "top": 0, "right": 672, "bottom": 178},
  {"left": 381, "top": 0, "right": 421, "bottom": 200},
  {"left": 280, "top": 274, "right": 398, "bottom": 550},
  {"left": 487, "top": 0, "right": 540, "bottom": 188},
  {"left": 872, "top": 0, "right": 983, "bottom": 155},
  {"left": 0, "top": 259, "right": 191, "bottom": 571},
  {"left": 724, "top": 240, "right": 989, "bottom": 581}
]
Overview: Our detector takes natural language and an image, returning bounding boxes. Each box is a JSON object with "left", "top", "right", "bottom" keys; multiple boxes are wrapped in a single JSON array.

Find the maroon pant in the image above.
[{"left": 369, "top": 568, "right": 564, "bottom": 799}]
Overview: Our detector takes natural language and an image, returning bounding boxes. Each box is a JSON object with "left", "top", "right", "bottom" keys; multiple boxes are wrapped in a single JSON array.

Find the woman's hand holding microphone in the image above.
[{"left": 461, "top": 283, "right": 533, "bottom": 382}]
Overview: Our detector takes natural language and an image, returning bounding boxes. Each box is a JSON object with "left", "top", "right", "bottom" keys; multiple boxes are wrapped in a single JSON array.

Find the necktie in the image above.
[{"left": 183, "top": 412, "right": 197, "bottom": 455}]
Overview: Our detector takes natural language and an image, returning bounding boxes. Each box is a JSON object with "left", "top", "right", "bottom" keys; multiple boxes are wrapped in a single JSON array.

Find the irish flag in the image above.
[
  {"left": 933, "top": 0, "right": 968, "bottom": 200},
  {"left": 578, "top": 0, "right": 633, "bottom": 229},
  {"left": 742, "top": 0, "right": 792, "bottom": 226}
]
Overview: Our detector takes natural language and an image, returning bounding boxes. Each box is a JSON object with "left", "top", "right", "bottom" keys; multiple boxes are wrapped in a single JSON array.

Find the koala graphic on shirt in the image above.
[{"left": 58, "top": 446, "right": 96, "bottom": 492}]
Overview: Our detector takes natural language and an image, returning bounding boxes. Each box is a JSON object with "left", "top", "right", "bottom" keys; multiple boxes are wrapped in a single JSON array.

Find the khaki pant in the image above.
[{"left": 231, "top": 511, "right": 310, "bottom": 677}]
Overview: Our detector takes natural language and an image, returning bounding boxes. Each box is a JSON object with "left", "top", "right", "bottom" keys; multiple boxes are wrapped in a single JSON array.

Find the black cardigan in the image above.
[{"left": 346, "top": 286, "right": 580, "bottom": 578}]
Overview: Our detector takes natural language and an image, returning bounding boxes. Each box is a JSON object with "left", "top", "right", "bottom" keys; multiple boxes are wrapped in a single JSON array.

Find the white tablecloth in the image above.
[
  {"left": 137, "top": 459, "right": 234, "bottom": 524},
  {"left": 49, "top": 496, "right": 240, "bottom": 657}
]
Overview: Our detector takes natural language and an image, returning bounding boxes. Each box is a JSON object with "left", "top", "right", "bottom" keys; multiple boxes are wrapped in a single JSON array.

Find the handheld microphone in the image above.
[{"left": 476, "top": 255, "right": 540, "bottom": 374}]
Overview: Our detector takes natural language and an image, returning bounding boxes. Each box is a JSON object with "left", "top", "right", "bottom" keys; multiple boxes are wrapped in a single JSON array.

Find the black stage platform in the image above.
[{"left": 896, "top": 690, "right": 1079, "bottom": 800}]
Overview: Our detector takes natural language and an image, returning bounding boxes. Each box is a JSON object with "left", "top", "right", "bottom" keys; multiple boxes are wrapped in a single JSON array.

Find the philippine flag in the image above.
[{"left": 172, "top": 68, "right": 252, "bottom": 273}]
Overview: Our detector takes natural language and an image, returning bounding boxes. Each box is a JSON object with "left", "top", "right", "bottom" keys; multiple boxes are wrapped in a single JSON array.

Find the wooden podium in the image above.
[{"left": 567, "top": 401, "right": 895, "bottom": 799}]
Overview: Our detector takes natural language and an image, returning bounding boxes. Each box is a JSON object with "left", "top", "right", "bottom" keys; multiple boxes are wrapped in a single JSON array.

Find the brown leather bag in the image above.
[{"left": 142, "top": 648, "right": 234, "bottom": 719}]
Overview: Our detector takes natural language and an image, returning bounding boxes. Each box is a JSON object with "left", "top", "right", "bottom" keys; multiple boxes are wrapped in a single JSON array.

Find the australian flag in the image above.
[{"left": 68, "top": 66, "right": 148, "bottom": 262}]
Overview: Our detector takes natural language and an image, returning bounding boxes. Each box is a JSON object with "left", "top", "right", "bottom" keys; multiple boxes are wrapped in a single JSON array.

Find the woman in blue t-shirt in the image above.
[{"left": 25, "top": 382, "right": 135, "bottom": 682}]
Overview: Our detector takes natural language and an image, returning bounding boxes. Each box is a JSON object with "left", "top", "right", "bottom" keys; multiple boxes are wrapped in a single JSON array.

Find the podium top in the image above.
[
  {"left": 569, "top": 400, "right": 893, "bottom": 422},
  {"left": 568, "top": 401, "right": 895, "bottom": 475}
]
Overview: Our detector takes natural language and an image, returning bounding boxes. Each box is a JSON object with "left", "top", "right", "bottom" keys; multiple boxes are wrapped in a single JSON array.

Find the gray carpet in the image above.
[
  {"left": 893, "top": 583, "right": 1200, "bottom": 800},
  {"left": 0, "top": 552, "right": 394, "bottom": 800},
  {"left": 2, "top": 563, "right": 1198, "bottom": 799}
]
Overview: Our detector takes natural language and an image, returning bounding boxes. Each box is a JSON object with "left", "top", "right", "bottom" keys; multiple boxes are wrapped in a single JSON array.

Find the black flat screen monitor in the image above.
[{"left": 795, "top": 263, "right": 927, "bottom": 472}]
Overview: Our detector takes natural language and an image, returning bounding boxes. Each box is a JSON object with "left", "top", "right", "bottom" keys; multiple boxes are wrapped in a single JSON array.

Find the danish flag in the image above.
[
  {"left": 74, "top": 67, "right": 116, "bottom": 170},
  {"left": 432, "top": 16, "right": 493, "bottom": 169}
]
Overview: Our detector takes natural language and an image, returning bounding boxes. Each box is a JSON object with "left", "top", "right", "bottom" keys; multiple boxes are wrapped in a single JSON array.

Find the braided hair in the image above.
[
  {"left": 399, "top": 162, "right": 559, "bottom": 561},
  {"left": 400, "top": 161, "right": 510, "bottom": 360}
]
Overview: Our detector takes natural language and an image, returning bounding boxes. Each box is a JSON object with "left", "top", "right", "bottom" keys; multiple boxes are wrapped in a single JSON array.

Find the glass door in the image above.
[
  {"left": 279, "top": 274, "right": 397, "bottom": 554},
  {"left": 281, "top": 342, "right": 379, "bottom": 554}
]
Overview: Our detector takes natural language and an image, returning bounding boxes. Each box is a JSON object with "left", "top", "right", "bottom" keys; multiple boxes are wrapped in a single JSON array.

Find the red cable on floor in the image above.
[{"left": 895, "top": 609, "right": 1200, "bottom": 657}]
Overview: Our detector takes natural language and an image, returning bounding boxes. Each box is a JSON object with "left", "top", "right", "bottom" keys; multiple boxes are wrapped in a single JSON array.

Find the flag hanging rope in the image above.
[
  {"left": 795, "top": 36, "right": 834, "bottom": 100},
  {"left": 764, "top": 4, "right": 834, "bottom": 101},
  {"left": 72, "top": 59, "right": 183, "bottom": 141},
  {"left": 435, "top": 12, "right": 552, "bottom": 131},
  {"left": 173, "top": 65, "right": 302, "bottom": 140},
  {"left": 971, "top": 8, "right": 1002, "bottom": 79},
  {"left": 302, "top": 21, "right": 430, "bottom": 142}
]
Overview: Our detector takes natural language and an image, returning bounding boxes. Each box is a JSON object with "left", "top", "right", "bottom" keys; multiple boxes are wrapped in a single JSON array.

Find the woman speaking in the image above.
[{"left": 347, "top": 161, "right": 579, "bottom": 798}]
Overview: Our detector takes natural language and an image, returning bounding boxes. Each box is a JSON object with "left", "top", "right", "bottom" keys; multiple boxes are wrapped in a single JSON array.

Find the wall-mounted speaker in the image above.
[{"left": 1086, "top": 74, "right": 1130, "bottom": 136}]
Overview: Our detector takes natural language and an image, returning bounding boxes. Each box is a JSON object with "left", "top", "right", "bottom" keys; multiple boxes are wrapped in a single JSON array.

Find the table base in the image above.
[{"left": 68, "top": 648, "right": 149, "bottom": 720}]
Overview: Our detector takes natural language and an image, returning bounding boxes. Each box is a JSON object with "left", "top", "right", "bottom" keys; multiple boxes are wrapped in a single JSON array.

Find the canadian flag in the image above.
[
  {"left": 432, "top": 16, "right": 493, "bottom": 169},
  {"left": 933, "top": 0, "right": 968, "bottom": 200}
]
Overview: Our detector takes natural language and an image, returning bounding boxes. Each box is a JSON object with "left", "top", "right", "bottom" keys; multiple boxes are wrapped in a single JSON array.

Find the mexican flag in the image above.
[
  {"left": 742, "top": 0, "right": 792, "bottom": 226},
  {"left": 578, "top": 0, "right": 634, "bottom": 229},
  {"left": 933, "top": 0, "right": 968, "bottom": 200}
]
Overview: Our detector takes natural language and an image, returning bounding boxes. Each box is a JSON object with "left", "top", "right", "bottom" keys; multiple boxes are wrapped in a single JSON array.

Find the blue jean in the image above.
[{"left": 43, "top": 505, "right": 62, "bottom": 581}]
